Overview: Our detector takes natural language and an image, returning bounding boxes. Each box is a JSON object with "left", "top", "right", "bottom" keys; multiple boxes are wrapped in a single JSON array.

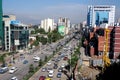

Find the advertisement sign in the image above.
[
  {"left": 10, "top": 20, "right": 20, "bottom": 25},
  {"left": 58, "top": 26, "right": 65, "bottom": 36},
  {"left": 15, "top": 40, "right": 20, "bottom": 45}
]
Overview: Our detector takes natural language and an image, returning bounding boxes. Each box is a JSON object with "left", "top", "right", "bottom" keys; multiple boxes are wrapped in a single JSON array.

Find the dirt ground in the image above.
[{"left": 80, "top": 66, "right": 100, "bottom": 80}]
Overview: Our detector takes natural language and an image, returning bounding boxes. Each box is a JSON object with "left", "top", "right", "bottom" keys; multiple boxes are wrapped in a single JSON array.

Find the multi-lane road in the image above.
[
  {"left": 0, "top": 32, "right": 79, "bottom": 80},
  {"left": 0, "top": 35, "right": 73, "bottom": 80},
  {"left": 29, "top": 38, "right": 79, "bottom": 80}
]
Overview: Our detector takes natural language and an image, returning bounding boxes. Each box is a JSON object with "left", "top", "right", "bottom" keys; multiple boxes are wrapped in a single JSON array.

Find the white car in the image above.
[
  {"left": 33, "top": 55, "right": 39, "bottom": 59},
  {"left": 47, "top": 61, "right": 51, "bottom": 65},
  {"left": 33, "top": 56, "right": 40, "bottom": 62},
  {"left": 9, "top": 67, "right": 18, "bottom": 74},
  {"left": 61, "top": 63, "right": 65, "bottom": 68},
  {"left": 10, "top": 76, "right": 18, "bottom": 80},
  {"left": 48, "top": 73, "right": 54, "bottom": 77},
  {"left": 48, "top": 70, "right": 54, "bottom": 77}
]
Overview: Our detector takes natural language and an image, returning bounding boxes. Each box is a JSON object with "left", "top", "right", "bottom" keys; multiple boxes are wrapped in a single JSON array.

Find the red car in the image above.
[
  {"left": 39, "top": 76, "right": 46, "bottom": 80},
  {"left": 63, "top": 56, "right": 68, "bottom": 60}
]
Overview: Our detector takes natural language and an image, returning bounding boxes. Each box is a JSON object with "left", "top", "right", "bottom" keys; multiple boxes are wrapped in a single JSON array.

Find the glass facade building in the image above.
[
  {"left": 87, "top": 5, "right": 115, "bottom": 27},
  {"left": 3, "top": 18, "right": 29, "bottom": 51},
  {"left": 0, "top": 0, "right": 4, "bottom": 49},
  {"left": 10, "top": 24, "right": 29, "bottom": 51}
]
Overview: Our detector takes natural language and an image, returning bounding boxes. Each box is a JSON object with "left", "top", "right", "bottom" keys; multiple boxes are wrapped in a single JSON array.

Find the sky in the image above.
[{"left": 3, "top": 0, "right": 120, "bottom": 24}]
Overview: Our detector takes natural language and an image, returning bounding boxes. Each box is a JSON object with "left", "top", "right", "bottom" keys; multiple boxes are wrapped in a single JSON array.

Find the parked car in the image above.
[
  {"left": 45, "top": 78, "right": 51, "bottom": 80},
  {"left": 9, "top": 67, "right": 18, "bottom": 74},
  {"left": 48, "top": 70, "right": 54, "bottom": 78},
  {"left": 39, "top": 76, "right": 46, "bottom": 80},
  {"left": 63, "top": 56, "right": 68, "bottom": 60},
  {"left": 33, "top": 55, "right": 40, "bottom": 62},
  {"left": 52, "top": 57, "right": 56, "bottom": 61},
  {"left": 1, "top": 63, "right": 7, "bottom": 67},
  {"left": 61, "top": 63, "right": 65, "bottom": 68},
  {"left": 58, "top": 67, "right": 63, "bottom": 72},
  {"left": 47, "top": 68, "right": 53, "bottom": 72},
  {"left": 23, "top": 60, "right": 28, "bottom": 64},
  {"left": 0, "top": 67, "right": 9, "bottom": 74},
  {"left": 41, "top": 67, "right": 47, "bottom": 72},
  {"left": 53, "top": 65, "right": 58, "bottom": 69},
  {"left": 10, "top": 76, "right": 18, "bottom": 80},
  {"left": 47, "top": 61, "right": 51, "bottom": 65},
  {"left": 57, "top": 72, "right": 62, "bottom": 78}
]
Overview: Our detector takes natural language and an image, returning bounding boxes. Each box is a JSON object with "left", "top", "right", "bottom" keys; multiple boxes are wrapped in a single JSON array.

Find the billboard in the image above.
[
  {"left": 10, "top": 20, "right": 20, "bottom": 25},
  {"left": 58, "top": 26, "right": 65, "bottom": 36}
]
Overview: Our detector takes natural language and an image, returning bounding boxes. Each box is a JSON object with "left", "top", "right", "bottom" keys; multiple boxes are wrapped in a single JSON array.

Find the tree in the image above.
[
  {"left": 31, "top": 31, "right": 35, "bottom": 34},
  {"left": 32, "top": 40, "right": 39, "bottom": 46},
  {"left": 39, "top": 59, "right": 43, "bottom": 67},
  {"left": 48, "top": 27, "right": 51, "bottom": 33},
  {"left": 29, "top": 64, "right": 34, "bottom": 73},
  {"left": 35, "top": 28, "right": 46, "bottom": 34},
  {"left": 40, "top": 36, "right": 47, "bottom": 45},
  {"left": 0, "top": 54, "right": 6, "bottom": 67},
  {"left": 44, "top": 56, "right": 48, "bottom": 62}
]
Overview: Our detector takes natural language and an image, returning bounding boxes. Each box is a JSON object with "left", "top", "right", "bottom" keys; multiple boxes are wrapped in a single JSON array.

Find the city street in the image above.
[
  {"left": 0, "top": 35, "right": 73, "bottom": 80},
  {"left": 29, "top": 38, "right": 79, "bottom": 80}
]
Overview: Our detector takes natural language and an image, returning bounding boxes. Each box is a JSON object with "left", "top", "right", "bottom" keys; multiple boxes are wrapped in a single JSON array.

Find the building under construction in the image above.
[{"left": 83, "top": 25, "right": 120, "bottom": 60}]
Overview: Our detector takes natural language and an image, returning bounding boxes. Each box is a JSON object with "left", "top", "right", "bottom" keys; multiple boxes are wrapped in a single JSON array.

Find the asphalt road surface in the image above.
[
  {"left": 0, "top": 35, "right": 73, "bottom": 80},
  {"left": 29, "top": 38, "right": 79, "bottom": 80}
]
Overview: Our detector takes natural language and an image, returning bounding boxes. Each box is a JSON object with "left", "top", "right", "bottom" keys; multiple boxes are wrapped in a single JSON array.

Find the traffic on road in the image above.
[{"left": 0, "top": 33, "right": 79, "bottom": 80}]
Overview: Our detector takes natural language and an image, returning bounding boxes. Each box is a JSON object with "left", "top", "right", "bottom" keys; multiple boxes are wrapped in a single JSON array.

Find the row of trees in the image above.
[
  {"left": 31, "top": 28, "right": 63, "bottom": 46},
  {"left": 63, "top": 40, "right": 81, "bottom": 80}
]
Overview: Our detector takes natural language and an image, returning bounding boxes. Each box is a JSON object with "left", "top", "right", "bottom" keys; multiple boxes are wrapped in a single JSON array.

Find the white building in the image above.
[
  {"left": 41, "top": 18, "right": 55, "bottom": 32},
  {"left": 58, "top": 17, "right": 70, "bottom": 35},
  {"left": 87, "top": 5, "right": 115, "bottom": 27}
]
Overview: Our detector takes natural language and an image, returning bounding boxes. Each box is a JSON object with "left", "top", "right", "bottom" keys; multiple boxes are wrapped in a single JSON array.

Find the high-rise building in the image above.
[
  {"left": 87, "top": 5, "right": 115, "bottom": 27},
  {"left": 41, "top": 18, "right": 55, "bottom": 32},
  {"left": 0, "top": 0, "right": 3, "bottom": 49},
  {"left": 58, "top": 17, "right": 70, "bottom": 35}
]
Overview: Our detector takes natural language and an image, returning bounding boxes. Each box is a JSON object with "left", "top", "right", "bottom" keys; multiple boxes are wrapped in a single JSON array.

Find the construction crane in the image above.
[{"left": 103, "top": 28, "right": 111, "bottom": 70}]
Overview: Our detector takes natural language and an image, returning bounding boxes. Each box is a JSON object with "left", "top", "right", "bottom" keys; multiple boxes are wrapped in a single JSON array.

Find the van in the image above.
[{"left": 0, "top": 67, "right": 9, "bottom": 74}]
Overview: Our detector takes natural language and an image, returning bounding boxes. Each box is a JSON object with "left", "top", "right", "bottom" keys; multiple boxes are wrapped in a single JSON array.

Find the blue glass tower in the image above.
[{"left": 87, "top": 5, "right": 115, "bottom": 27}]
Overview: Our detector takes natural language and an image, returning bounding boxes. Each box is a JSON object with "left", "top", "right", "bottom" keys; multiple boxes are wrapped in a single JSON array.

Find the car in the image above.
[
  {"left": 53, "top": 65, "right": 58, "bottom": 69},
  {"left": 48, "top": 73, "right": 53, "bottom": 78},
  {"left": 9, "top": 67, "right": 18, "bottom": 74},
  {"left": 48, "top": 70, "right": 54, "bottom": 78},
  {"left": 57, "top": 57, "right": 61, "bottom": 61},
  {"left": 52, "top": 57, "right": 56, "bottom": 61},
  {"left": 10, "top": 76, "right": 18, "bottom": 80},
  {"left": 0, "top": 67, "right": 9, "bottom": 74},
  {"left": 47, "top": 68, "right": 52, "bottom": 72},
  {"left": 1, "top": 63, "right": 8, "bottom": 67},
  {"left": 54, "top": 59, "right": 59, "bottom": 62},
  {"left": 45, "top": 78, "right": 51, "bottom": 80},
  {"left": 57, "top": 72, "right": 62, "bottom": 78},
  {"left": 33, "top": 56, "right": 40, "bottom": 62},
  {"left": 47, "top": 61, "right": 51, "bottom": 65},
  {"left": 41, "top": 67, "right": 47, "bottom": 72},
  {"left": 58, "top": 67, "right": 63, "bottom": 72},
  {"left": 39, "top": 76, "right": 46, "bottom": 80},
  {"left": 63, "top": 56, "right": 68, "bottom": 60},
  {"left": 23, "top": 60, "right": 28, "bottom": 64},
  {"left": 61, "top": 63, "right": 65, "bottom": 68},
  {"left": 33, "top": 55, "right": 40, "bottom": 60}
]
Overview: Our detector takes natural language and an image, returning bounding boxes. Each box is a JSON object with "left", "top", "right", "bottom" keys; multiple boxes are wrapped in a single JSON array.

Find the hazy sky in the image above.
[{"left": 3, "top": 0, "right": 120, "bottom": 24}]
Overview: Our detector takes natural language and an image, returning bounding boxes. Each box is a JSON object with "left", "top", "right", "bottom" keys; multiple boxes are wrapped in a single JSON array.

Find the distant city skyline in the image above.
[{"left": 3, "top": 0, "right": 120, "bottom": 24}]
